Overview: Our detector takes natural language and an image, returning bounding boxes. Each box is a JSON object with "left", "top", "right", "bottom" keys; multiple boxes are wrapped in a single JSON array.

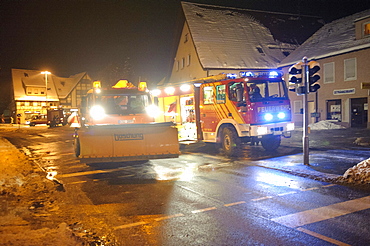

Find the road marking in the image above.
[
  {"left": 300, "top": 187, "right": 319, "bottom": 191},
  {"left": 114, "top": 221, "right": 147, "bottom": 230},
  {"left": 68, "top": 180, "right": 87, "bottom": 185},
  {"left": 322, "top": 184, "right": 336, "bottom": 188},
  {"left": 59, "top": 152, "right": 74, "bottom": 156},
  {"left": 277, "top": 191, "right": 297, "bottom": 196},
  {"left": 252, "top": 196, "right": 273, "bottom": 202},
  {"left": 271, "top": 196, "right": 370, "bottom": 228},
  {"left": 224, "top": 201, "right": 246, "bottom": 207},
  {"left": 57, "top": 168, "right": 122, "bottom": 178},
  {"left": 191, "top": 207, "right": 217, "bottom": 214},
  {"left": 297, "top": 227, "right": 350, "bottom": 246},
  {"left": 154, "top": 213, "right": 184, "bottom": 221}
]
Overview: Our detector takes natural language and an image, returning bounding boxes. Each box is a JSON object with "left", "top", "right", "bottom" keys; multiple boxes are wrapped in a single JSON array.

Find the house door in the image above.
[{"left": 351, "top": 98, "right": 368, "bottom": 128}]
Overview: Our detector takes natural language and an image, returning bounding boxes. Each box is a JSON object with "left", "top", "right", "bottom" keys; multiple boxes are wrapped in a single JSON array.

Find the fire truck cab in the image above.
[{"left": 155, "top": 71, "right": 294, "bottom": 156}]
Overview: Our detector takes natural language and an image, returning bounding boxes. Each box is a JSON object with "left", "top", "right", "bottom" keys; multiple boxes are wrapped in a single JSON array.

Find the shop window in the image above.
[
  {"left": 203, "top": 86, "right": 214, "bottom": 105},
  {"left": 326, "top": 99, "right": 342, "bottom": 121},
  {"left": 324, "top": 62, "right": 335, "bottom": 83},
  {"left": 344, "top": 58, "right": 357, "bottom": 81}
]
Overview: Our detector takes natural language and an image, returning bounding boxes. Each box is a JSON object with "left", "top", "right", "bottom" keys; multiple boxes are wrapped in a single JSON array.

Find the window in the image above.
[
  {"left": 187, "top": 54, "right": 191, "bottom": 66},
  {"left": 181, "top": 57, "right": 185, "bottom": 69},
  {"left": 184, "top": 33, "right": 189, "bottom": 43},
  {"left": 216, "top": 85, "right": 226, "bottom": 104},
  {"left": 344, "top": 58, "right": 357, "bottom": 81},
  {"left": 326, "top": 99, "right": 342, "bottom": 121},
  {"left": 323, "top": 62, "right": 335, "bottom": 83},
  {"left": 364, "top": 22, "right": 370, "bottom": 37},
  {"left": 175, "top": 61, "right": 179, "bottom": 71},
  {"left": 203, "top": 86, "right": 214, "bottom": 105}
]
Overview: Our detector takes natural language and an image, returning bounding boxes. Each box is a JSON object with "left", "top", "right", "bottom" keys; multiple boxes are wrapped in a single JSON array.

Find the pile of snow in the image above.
[
  {"left": 308, "top": 120, "right": 346, "bottom": 130},
  {"left": 343, "top": 158, "right": 370, "bottom": 184},
  {"left": 0, "top": 137, "right": 84, "bottom": 245}
]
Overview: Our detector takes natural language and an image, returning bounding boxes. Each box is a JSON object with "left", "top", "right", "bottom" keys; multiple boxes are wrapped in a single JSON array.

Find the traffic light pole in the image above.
[{"left": 302, "top": 57, "right": 310, "bottom": 165}]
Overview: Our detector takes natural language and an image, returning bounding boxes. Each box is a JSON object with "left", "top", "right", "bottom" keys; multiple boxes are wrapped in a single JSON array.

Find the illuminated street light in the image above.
[{"left": 41, "top": 71, "right": 51, "bottom": 105}]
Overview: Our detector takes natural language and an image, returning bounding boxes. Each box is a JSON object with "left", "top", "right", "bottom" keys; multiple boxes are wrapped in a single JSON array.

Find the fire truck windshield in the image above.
[
  {"left": 95, "top": 94, "right": 150, "bottom": 115},
  {"left": 246, "top": 80, "right": 288, "bottom": 102}
]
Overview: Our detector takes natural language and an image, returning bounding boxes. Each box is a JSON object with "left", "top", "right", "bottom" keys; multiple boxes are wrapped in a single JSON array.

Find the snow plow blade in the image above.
[{"left": 75, "top": 122, "right": 179, "bottom": 163}]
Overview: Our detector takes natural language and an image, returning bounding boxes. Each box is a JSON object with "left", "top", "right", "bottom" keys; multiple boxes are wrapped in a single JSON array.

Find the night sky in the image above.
[{"left": 1, "top": 0, "right": 370, "bottom": 110}]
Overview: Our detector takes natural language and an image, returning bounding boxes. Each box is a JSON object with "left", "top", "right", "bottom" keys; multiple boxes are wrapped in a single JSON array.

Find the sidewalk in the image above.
[{"left": 252, "top": 127, "right": 370, "bottom": 184}]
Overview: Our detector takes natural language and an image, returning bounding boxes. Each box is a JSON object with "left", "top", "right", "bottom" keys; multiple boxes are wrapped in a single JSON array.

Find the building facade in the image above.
[
  {"left": 279, "top": 9, "right": 370, "bottom": 128},
  {"left": 11, "top": 69, "right": 92, "bottom": 123}
]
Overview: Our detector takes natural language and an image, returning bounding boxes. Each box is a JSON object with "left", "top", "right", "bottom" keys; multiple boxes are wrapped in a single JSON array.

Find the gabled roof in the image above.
[
  {"left": 279, "top": 9, "right": 370, "bottom": 67},
  {"left": 53, "top": 72, "right": 90, "bottom": 99},
  {"left": 181, "top": 2, "right": 322, "bottom": 70},
  {"left": 12, "top": 69, "right": 90, "bottom": 101}
]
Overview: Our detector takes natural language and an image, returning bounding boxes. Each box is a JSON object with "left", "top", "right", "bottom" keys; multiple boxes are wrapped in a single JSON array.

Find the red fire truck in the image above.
[{"left": 154, "top": 71, "right": 294, "bottom": 156}]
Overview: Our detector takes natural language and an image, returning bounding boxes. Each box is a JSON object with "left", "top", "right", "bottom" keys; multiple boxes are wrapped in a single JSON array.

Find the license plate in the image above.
[{"left": 118, "top": 120, "right": 134, "bottom": 124}]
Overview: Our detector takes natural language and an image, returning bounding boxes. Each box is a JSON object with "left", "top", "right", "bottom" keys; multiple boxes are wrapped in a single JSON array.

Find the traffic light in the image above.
[
  {"left": 288, "top": 62, "right": 303, "bottom": 93},
  {"left": 308, "top": 61, "right": 321, "bottom": 93},
  {"left": 288, "top": 62, "right": 303, "bottom": 84}
]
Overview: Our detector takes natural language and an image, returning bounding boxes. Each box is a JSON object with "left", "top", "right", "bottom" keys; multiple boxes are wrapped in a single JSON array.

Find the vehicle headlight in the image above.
[
  {"left": 90, "top": 105, "right": 105, "bottom": 120},
  {"left": 264, "top": 113, "right": 273, "bottom": 121},
  {"left": 146, "top": 105, "right": 161, "bottom": 118},
  {"left": 277, "top": 112, "right": 286, "bottom": 119}
]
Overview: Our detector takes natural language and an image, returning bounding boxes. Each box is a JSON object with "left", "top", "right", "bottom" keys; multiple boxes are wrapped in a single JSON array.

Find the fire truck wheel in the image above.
[
  {"left": 221, "top": 126, "right": 241, "bottom": 157},
  {"left": 261, "top": 135, "right": 281, "bottom": 151},
  {"left": 74, "top": 137, "right": 80, "bottom": 157}
]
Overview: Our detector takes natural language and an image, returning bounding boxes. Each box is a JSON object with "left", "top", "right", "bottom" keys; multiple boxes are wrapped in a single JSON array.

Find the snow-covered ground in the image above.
[
  {"left": 308, "top": 120, "right": 346, "bottom": 130},
  {"left": 0, "top": 137, "right": 84, "bottom": 245}
]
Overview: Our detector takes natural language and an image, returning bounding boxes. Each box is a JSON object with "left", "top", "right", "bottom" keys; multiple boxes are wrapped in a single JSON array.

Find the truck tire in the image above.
[
  {"left": 74, "top": 137, "right": 80, "bottom": 157},
  {"left": 261, "top": 135, "right": 281, "bottom": 151},
  {"left": 221, "top": 126, "right": 241, "bottom": 157}
]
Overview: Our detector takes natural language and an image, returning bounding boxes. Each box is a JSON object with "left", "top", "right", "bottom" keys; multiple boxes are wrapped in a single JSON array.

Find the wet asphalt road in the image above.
[{"left": 1, "top": 125, "right": 370, "bottom": 245}]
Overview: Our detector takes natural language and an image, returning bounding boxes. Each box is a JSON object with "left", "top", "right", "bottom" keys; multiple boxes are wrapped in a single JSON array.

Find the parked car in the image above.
[{"left": 27, "top": 115, "right": 48, "bottom": 126}]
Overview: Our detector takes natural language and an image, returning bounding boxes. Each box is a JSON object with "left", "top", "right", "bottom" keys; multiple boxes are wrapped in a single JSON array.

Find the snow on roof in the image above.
[
  {"left": 53, "top": 72, "right": 88, "bottom": 99},
  {"left": 279, "top": 9, "right": 370, "bottom": 67},
  {"left": 182, "top": 2, "right": 293, "bottom": 69},
  {"left": 12, "top": 69, "right": 88, "bottom": 101}
]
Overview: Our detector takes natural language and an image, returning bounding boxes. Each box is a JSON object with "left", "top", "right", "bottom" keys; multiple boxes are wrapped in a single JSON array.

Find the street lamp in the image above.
[{"left": 41, "top": 71, "right": 51, "bottom": 106}]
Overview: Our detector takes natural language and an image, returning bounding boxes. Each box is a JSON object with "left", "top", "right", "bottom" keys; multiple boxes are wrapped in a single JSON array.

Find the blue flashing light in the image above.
[
  {"left": 264, "top": 113, "right": 273, "bottom": 121},
  {"left": 240, "top": 71, "right": 254, "bottom": 77},
  {"left": 277, "top": 112, "right": 286, "bottom": 119},
  {"left": 269, "top": 71, "right": 280, "bottom": 78},
  {"left": 227, "top": 73, "right": 238, "bottom": 79}
]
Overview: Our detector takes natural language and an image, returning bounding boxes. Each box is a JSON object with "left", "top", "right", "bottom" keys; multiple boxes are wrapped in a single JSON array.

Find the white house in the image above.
[
  {"left": 279, "top": 9, "right": 370, "bottom": 128},
  {"left": 11, "top": 68, "right": 92, "bottom": 123}
]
